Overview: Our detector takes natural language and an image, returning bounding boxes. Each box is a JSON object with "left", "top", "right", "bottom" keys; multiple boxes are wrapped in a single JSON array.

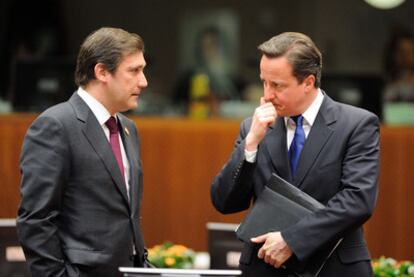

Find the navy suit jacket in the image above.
[
  {"left": 17, "top": 93, "right": 146, "bottom": 277},
  {"left": 211, "top": 94, "right": 380, "bottom": 276}
]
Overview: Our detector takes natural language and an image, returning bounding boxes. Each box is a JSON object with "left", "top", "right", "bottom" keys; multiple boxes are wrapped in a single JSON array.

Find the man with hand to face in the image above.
[
  {"left": 17, "top": 27, "right": 149, "bottom": 277},
  {"left": 211, "top": 32, "right": 379, "bottom": 276}
]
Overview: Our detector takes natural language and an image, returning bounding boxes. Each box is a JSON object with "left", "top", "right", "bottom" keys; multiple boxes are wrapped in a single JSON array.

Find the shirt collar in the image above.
[
  {"left": 284, "top": 88, "right": 324, "bottom": 127},
  {"left": 77, "top": 87, "right": 116, "bottom": 126}
]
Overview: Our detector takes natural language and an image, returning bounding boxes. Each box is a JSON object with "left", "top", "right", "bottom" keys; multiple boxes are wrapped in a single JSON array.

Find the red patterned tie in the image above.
[{"left": 105, "top": 116, "right": 125, "bottom": 179}]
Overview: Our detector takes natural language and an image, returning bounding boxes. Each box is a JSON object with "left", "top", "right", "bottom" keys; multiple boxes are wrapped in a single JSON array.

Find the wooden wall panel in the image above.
[
  {"left": 0, "top": 114, "right": 36, "bottom": 218},
  {"left": 364, "top": 127, "right": 414, "bottom": 261},
  {"left": 135, "top": 118, "right": 246, "bottom": 251},
  {"left": 0, "top": 114, "right": 413, "bottom": 261}
]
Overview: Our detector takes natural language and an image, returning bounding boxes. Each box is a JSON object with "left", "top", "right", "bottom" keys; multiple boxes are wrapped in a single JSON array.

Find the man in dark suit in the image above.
[
  {"left": 211, "top": 32, "right": 379, "bottom": 277},
  {"left": 17, "top": 27, "right": 149, "bottom": 277}
]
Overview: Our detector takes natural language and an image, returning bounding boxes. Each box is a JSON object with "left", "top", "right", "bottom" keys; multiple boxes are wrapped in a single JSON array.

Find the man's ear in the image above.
[
  {"left": 304, "top": 75, "right": 316, "bottom": 92},
  {"left": 94, "top": 63, "right": 109, "bottom": 83}
]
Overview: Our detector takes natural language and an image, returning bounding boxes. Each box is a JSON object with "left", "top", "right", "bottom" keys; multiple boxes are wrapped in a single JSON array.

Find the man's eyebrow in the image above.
[{"left": 130, "top": 63, "right": 146, "bottom": 70}]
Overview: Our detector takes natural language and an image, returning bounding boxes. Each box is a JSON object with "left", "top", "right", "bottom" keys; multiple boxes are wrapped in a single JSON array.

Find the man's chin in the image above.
[
  {"left": 120, "top": 104, "right": 138, "bottom": 113},
  {"left": 275, "top": 109, "right": 286, "bottom": 117}
]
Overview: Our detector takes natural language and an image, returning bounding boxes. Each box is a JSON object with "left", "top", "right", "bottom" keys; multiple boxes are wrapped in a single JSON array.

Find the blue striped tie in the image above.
[{"left": 289, "top": 115, "right": 305, "bottom": 177}]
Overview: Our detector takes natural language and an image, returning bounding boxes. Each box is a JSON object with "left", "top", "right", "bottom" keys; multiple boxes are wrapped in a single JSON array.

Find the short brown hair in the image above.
[
  {"left": 258, "top": 32, "right": 322, "bottom": 88},
  {"left": 75, "top": 27, "right": 145, "bottom": 86}
]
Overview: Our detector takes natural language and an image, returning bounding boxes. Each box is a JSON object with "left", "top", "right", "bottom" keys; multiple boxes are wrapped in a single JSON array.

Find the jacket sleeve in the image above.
[
  {"left": 282, "top": 113, "right": 380, "bottom": 262},
  {"left": 210, "top": 118, "right": 256, "bottom": 214},
  {"left": 17, "top": 115, "right": 70, "bottom": 277}
]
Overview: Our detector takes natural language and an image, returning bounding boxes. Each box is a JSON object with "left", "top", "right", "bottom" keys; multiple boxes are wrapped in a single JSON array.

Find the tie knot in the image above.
[
  {"left": 105, "top": 116, "right": 119, "bottom": 134},
  {"left": 291, "top": 115, "right": 304, "bottom": 126}
]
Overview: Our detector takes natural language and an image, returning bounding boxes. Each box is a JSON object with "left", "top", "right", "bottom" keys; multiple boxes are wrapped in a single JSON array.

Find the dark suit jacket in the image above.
[
  {"left": 211, "top": 95, "right": 380, "bottom": 277},
  {"left": 17, "top": 93, "right": 146, "bottom": 277}
]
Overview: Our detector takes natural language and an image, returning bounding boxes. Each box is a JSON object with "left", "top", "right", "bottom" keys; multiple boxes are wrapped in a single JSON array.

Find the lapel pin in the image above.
[{"left": 124, "top": 127, "right": 130, "bottom": 136}]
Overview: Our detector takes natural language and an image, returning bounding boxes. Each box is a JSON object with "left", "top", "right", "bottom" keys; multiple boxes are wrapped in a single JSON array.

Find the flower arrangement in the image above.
[
  {"left": 147, "top": 241, "right": 195, "bottom": 269},
  {"left": 372, "top": 256, "right": 414, "bottom": 277}
]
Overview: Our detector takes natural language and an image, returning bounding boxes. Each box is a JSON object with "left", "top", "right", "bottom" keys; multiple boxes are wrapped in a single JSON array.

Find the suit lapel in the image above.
[
  {"left": 264, "top": 117, "right": 291, "bottom": 181},
  {"left": 69, "top": 94, "right": 130, "bottom": 206},
  {"left": 118, "top": 116, "right": 139, "bottom": 207},
  {"left": 294, "top": 95, "right": 337, "bottom": 188}
]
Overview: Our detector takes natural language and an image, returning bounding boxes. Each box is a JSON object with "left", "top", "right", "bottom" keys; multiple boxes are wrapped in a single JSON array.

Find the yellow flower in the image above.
[
  {"left": 167, "top": 245, "right": 188, "bottom": 256},
  {"left": 165, "top": 257, "right": 176, "bottom": 266},
  {"left": 147, "top": 241, "right": 194, "bottom": 269},
  {"left": 372, "top": 256, "right": 414, "bottom": 276}
]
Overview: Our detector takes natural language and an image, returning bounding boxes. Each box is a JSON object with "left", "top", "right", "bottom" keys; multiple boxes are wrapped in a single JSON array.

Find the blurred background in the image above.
[
  {"left": 1, "top": 0, "right": 414, "bottom": 275},
  {"left": 0, "top": 0, "right": 413, "bottom": 120}
]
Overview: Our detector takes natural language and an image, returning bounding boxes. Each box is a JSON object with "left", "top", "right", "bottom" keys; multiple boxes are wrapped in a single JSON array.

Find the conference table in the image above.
[{"left": 0, "top": 114, "right": 413, "bottom": 261}]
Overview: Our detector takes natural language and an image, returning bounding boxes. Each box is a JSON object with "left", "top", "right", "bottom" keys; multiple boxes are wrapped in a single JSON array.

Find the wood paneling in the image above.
[
  {"left": 1, "top": 114, "right": 413, "bottom": 261},
  {"left": 0, "top": 114, "right": 37, "bottom": 218},
  {"left": 134, "top": 117, "right": 247, "bottom": 251},
  {"left": 364, "top": 127, "right": 414, "bottom": 261}
]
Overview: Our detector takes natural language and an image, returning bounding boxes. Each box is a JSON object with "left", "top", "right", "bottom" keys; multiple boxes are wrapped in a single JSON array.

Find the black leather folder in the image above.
[
  {"left": 236, "top": 173, "right": 324, "bottom": 242},
  {"left": 236, "top": 173, "right": 342, "bottom": 277}
]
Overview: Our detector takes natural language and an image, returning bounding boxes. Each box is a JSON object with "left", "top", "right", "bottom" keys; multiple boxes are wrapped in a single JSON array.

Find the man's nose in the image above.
[
  {"left": 263, "top": 87, "right": 274, "bottom": 102},
  {"left": 139, "top": 74, "right": 148, "bottom": 88}
]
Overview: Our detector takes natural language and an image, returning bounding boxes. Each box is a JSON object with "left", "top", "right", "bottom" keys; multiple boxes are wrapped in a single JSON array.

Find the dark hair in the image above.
[
  {"left": 384, "top": 29, "right": 414, "bottom": 81},
  {"left": 75, "top": 27, "right": 145, "bottom": 86},
  {"left": 258, "top": 32, "right": 322, "bottom": 88},
  {"left": 194, "top": 26, "right": 223, "bottom": 65}
]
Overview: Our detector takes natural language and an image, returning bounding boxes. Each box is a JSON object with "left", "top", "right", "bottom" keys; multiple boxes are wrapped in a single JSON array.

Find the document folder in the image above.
[
  {"left": 236, "top": 173, "right": 324, "bottom": 242},
  {"left": 236, "top": 173, "right": 342, "bottom": 277}
]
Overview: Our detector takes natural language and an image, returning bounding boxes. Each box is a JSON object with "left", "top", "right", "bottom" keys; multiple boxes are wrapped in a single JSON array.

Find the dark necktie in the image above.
[
  {"left": 288, "top": 115, "right": 305, "bottom": 177},
  {"left": 105, "top": 116, "right": 125, "bottom": 180}
]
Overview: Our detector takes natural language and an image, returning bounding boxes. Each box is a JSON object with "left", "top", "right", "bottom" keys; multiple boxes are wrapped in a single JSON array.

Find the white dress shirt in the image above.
[
  {"left": 245, "top": 89, "right": 324, "bottom": 163},
  {"left": 77, "top": 87, "right": 131, "bottom": 197}
]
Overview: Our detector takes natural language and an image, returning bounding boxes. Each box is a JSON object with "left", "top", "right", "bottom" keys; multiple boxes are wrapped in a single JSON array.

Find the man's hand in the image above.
[
  {"left": 245, "top": 97, "right": 277, "bottom": 151},
  {"left": 251, "top": 232, "right": 293, "bottom": 268}
]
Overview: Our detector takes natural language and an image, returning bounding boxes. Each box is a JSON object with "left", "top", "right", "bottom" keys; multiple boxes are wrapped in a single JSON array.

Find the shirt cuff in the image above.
[{"left": 244, "top": 148, "right": 258, "bottom": 163}]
